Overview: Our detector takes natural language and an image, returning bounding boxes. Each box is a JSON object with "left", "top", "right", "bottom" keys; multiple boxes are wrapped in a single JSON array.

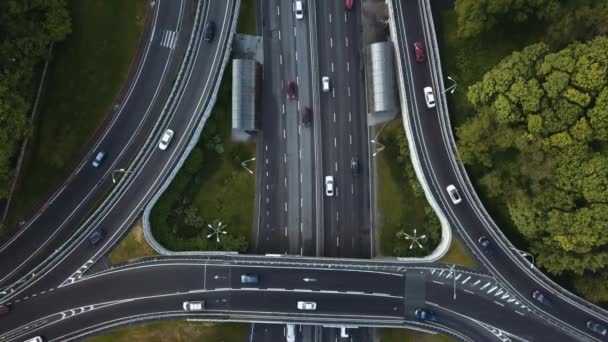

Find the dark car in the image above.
[
  {"left": 286, "top": 80, "right": 297, "bottom": 100},
  {"left": 415, "top": 308, "right": 436, "bottom": 322},
  {"left": 204, "top": 21, "right": 216, "bottom": 42},
  {"left": 88, "top": 229, "right": 105, "bottom": 245},
  {"left": 302, "top": 107, "right": 312, "bottom": 126},
  {"left": 587, "top": 320, "right": 607, "bottom": 336},
  {"left": 532, "top": 290, "right": 552, "bottom": 307},
  {"left": 414, "top": 41, "right": 425, "bottom": 63},
  {"left": 351, "top": 157, "right": 360, "bottom": 176},
  {"left": 478, "top": 236, "right": 494, "bottom": 254},
  {"left": 0, "top": 305, "right": 10, "bottom": 317}
]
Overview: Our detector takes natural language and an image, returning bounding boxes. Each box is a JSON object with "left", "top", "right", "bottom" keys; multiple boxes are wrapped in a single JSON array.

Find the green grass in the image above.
[
  {"left": 150, "top": 64, "right": 255, "bottom": 252},
  {"left": 110, "top": 220, "right": 157, "bottom": 264},
  {"left": 377, "top": 121, "right": 440, "bottom": 257},
  {"left": 379, "top": 328, "right": 454, "bottom": 342},
  {"left": 85, "top": 321, "right": 247, "bottom": 342},
  {"left": 237, "top": 0, "right": 257, "bottom": 34},
  {"left": 440, "top": 238, "right": 478, "bottom": 270},
  {"left": 6, "top": 0, "right": 147, "bottom": 229}
]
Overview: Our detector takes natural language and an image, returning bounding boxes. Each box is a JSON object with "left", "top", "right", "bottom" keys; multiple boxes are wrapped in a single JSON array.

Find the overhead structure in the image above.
[
  {"left": 232, "top": 59, "right": 260, "bottom": 134},
  {"left": 365, "top": 41, "right": 397, "bottom": 119}
]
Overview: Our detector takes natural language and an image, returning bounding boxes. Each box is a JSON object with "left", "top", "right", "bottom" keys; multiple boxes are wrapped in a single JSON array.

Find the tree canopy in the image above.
[
  {"left": 0, "top": 0, "right": 71, "bottom": 198},
  {"left": 457, "top": 36, "right": 608, "bottom": 284}
]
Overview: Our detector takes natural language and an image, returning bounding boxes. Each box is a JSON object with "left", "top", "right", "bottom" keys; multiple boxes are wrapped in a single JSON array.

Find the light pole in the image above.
[
  {"left": 399, "top": 229, "right": 427, "bottom": 250},
  {"left": 207, "top": 221, "right": 228, "bottom": 243},
  {"left": 510, "top": 246, "right": 535, "bottom": 269},
  {"left": 441, "top": 76, "right": 457, "bottom": 95},
  {"left": 240, "top": 157, "right": 256, "bottom": 174},
  {"left": 449, "top": 264, "right": 457, "bottom": 300},
  {"left": 370, "top": 140, "right": 385, "bottom": 157},
  {"left": 112, "top": 168, "right": 132, "bottom": 184}
]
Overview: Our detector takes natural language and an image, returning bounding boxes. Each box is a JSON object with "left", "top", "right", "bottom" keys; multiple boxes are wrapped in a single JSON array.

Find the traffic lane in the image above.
[
  {"left": 425, "top": 281, "right": 575, "bottom": 341},
  {"left": 0, "top": 0, "right": 184, "bottom": 288},
  {"left": 229, "top": 290, "right": 404, "bottom": 317},
  {"left": 0, "top": 263, "right": 207, "bottom": 333},
  {"left": 228, "top": 266, "right": 405, "bottom": 295}
]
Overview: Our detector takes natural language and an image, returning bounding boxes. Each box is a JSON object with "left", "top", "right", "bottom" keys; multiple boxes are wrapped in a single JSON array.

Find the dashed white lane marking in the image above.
[
  {"left": 280, "top": 54, "right": 283, "bottom": 65},
  {"left": 344, "top": 12, "right": 347, "bottom": 22},
  {"left": 330, "top": 37, "right": 333, "bottom": 48},
  {"left": 335, "top": 162, "right": 338, "bottom": 172},
  {"left": 351, "top": 184, "right": 354, "bottom": 194},
  {"left": 331, "top": 62, "right": 334, "bottom": 73},
  {"left": 284, "top": 227, "right": 287, "bottom": 237},
  {"left": 480, "top": 282, "right": 491, "bottom": 290},
  {"left": 515, "top": 311, "right": 525, "bottom": 316},
  {"left": 336, "top": 211, "right": 339, "bottom": 222},
  {"left": 346, "top": 37, "right": 349, "bottom": 47},
  {"left": 334, "top": 137, "right": 337, "bottom": 147},
  {"left": 348, "top": 86, "right": 351, "bottom": 96},
  {"left": 284, "top": 154, "right": 286, "bottom": 164},
  {"left": 277, "top": 5, "right": 280, "bottom": 16},
  {"left": 279, "top": 30, "right": 281, "bottom": 41},
  {"left": 337, "top": 236, "right": 340, "bottom": 247},
  {"left": 455, "top": 274, "right": 461, "bottom": 281},
  {"left": 487, "top": 286, "right": 497, "bottom": 294},
  {"left": 283, "top": 129, "right": 286, "bottom": 139},
  {"left": 432, "top": 280, "right": 445, "bottom": 285},
  {"left": 347, "top": 62, "right": 350, "bottom": 72},
  {"left": 493, "top": 301, "right": 505, "bottom": 307},
  {"left": 461, "top": 276, "right": 471, "bottom": 284},
  {"left": 295, "top": 51, "right": 297, "bottom": 61},
  {"left": 349, "top": 135, "right": 352, "bottom": 144},
  {"left": 473, "top": 279, "right": 481, "bottom": 286},
  {"left": 333, "top": 112, "right": 336, "bottom": 122},
  {"left": 282, "top": 104, "right": 285, "bottom": 115},
  {"left": 464, "top": 289, "right": 474, "bottom": 294},
  {"left": 293, "top": 27, "right": 296, "bottom": 37},
  {"left": 349, "top": 112, "right": 352, "bottom": 122},
  {"left": 284, "top": 202, "right": 287, "bottom": 212}
]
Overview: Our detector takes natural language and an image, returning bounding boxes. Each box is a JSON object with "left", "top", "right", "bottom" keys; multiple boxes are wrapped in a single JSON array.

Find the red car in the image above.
[
  {"left": 345, "top": 0, "right": 354, "bottom": 10},
  {"left": 286, "top": 80, "right": 296, "bottom": 100},
  {"left": 0, "top": 305, "right": 10, "bottom": 317},
  {"left": 414, "top": 41, "right": 425, "bottom": 62}
]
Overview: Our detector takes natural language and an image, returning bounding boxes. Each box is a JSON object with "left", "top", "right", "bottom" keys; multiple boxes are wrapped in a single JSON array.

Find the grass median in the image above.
[
  {"left": 376, "top": 120, "right": 441, "bottom": 257},
  {"left": 6, "top": 0, "right": 147, "bottom": 230},
  {"left": 110, "top": 220, "right": 157, "bottom": 265},
  {"left": 86, "top": 321, "right": 247, "bottom": 342}
]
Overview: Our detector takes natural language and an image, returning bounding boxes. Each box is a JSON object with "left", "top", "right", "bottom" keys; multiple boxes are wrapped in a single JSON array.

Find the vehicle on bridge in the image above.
[
  {"left": 183, "top": 301, "right": 205, "bottom": 311},
  {"left": 586, "top": 320, "right": 607, "bottom": 336},
  {"left": 415, "top": 308, "right": 437, "bottom": 322},
  {"left": 297, "top": 301, "right": 317, "bottom": 310},
  {"left": 325, "top": 176, "right": 335, "bottom": 197}
]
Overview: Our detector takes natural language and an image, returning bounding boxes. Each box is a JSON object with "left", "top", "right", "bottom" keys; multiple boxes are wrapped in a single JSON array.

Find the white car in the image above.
[
  {"left": 182, "top": 301, "right": 205, "bottom": 311},
  {"left": 325, "top": 176, "right": 334, "bottom": 197},
  {"left": 294, "top": 0, "right": 304, "bottom": 19},
  {"left": 287, "top": 324, "right": 296, "bottom": 342},
  {"left": 24, "top": 338, "right": 43, "bottom": 342},
  {"left": 423, "top": 86, "right": 435, "bottom": 108},
  {"left": 297, "top": 301, "right": 317, "bottom": 310},
  {"left": 446, "top": 184, "right": 462, "bottom": 204},
  {"left": 158, "top": 129, "right": 175, "bottom": 150},
  {"left": 321, "top": 76, "right": 330, "bottom": 92}
]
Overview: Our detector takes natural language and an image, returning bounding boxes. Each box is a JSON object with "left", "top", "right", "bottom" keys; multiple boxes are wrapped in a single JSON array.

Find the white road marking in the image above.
[
  {"left": 277, "top": 5, "right": 280, "bottom": 16},
  {"left": 284, "top": 154, "right": 286, "bottom": 164},
  {"left": 473, "top": 279, "right": 481, "bottom": 286},
  {"left": 331, "top": 62, "right": 334, "bottom": 73},
  {"left": 300, "top": 173, "right": 302, "bottom": 184},
  {"left": 348, "top": 87, "right": 351, "bottom": 96},
  {"left": 335, "top": 162, "right": 338, "bottom": 172},
  {"left": 330, "top": 37, "right": 333, "bottom": 48},
  {"left": 349, "top": 112, "right": 352, "bottom": 122},
  {"left": 295, "top": 51, "right": 297, "bottom": 61},
  {"left": 487, "top": 286, "right": 497, "bottom": 294},
  {"left": 280, "top": 54, "right": 283, "bottom": 65},
  {"left": 333, "top": 112, "right": 336, "bottom": 122},
  {"left": 344, "top": 12, "right": 347, "bottom": 22},
  {"left": 265, "top": 158, "right": 269, "bottom": 165},
  {"left": 282, "top": 104, "right": 285, "bottom": 115},
  {"left": 480, "top": 282, "right": 490, "bottom": 290},
  {"left": 493, "top": 301, "right": 505, "bottom": 307},
  {"left": 464, "top": 289, "right": 474, "bottom": 294},
  {"left": 347, "top": 62, "right": 350, "bottom": 72},
  {"left": 284, "top": 202, "right": 287, "bottom": 212},
  {"left": 284, "top": 227, "right": 287, "bottom": 237},
  {"left": 293, "top": 27, "right": 296, "bottom": 37},
  {"left": 346, "top": 37, "right": 349, "bottom": 47},
  {"left": 515, "top": 311, "right": 525, "bottom": 316},
  {"left": 337, "top": 236, "right": 340, "bottom": 247},
  {"left": 300, "top": 198, "right": 303, "bottom": 208},
  {"left": 351, "top": 184, "right": 354, "bottom": 194},
  {"left": 334, "top": 137, "right": 337, "bottom": 147},
  {"left": 461, "top": 276, "right": 471, "bottom": 284},
  {"left": 329, "top": 13, "right": 332, "bottom": 23},
  {"left": 349, "top": 135, "right": 352, "bottom": 144},
  {"left": 432, "top": 280, "right": 444, "bottom": 285},
  {"left": 283, "top": 129, "right": 286, "bottom": 139},
  {"left": 279, "top": 30, "right": 281, "bottom": 41}
]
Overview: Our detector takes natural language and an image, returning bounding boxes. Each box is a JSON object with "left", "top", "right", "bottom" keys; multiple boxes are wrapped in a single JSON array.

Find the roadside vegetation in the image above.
[
  {"left": 150, "top": 65, "right": 255, "bottom": 252},
  {"left": 5, "top": 0, "right": 147, "bottom": 230},
  {"left": 0, "top": 0, "right": 71, "bottom": 228},
  {"left": 380, "top": 328, "right": 454, "bottom": 342},
  {"left": 376, "top": 120, "right": 441, "bottom": 257},
  {"left": 440, "top": 238, "right": 478, "bottom": 270},
  {"left": 150, "top": 0, "right": 258, "bottom": 253},
  {"left": 110, "top": 220, "right": 157, "bottom": 264},
  {"left": 86, "top": 321, "right": 247, "bottom": 342},
  {"left": 439, "top": 0, "right": 608, "bottom": 304}
]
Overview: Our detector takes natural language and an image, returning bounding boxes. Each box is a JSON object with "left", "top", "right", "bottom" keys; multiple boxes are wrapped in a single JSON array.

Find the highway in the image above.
[
  {"left": 391, "top": 0, "right": 608, "bottom": 340},
  {"left": 0, "top": 258, "right": 574, "bottom": 342},
  {"left": 0, "top": 0, "right": 190, "bottom": 290},
  {"left": 316, "top": 0, "right": 371, "bottom": 260},
  {"left": 0, "top": 0, "right": 239, "bottom": 302}
]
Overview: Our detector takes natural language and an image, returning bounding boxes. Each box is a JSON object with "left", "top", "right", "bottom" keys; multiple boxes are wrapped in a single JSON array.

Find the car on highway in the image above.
[
  {"left": 0, "top": 304, "right": 10, "bottom": 317},
  {"left": 415, "top": 308, "right": 436, "bottom": 321},
  {"left": 286, "top": 80, "right": 297, "bottom": 100},
  {"left": 294, "top": 0, "right": 304, "bottom": 19},
  {"left": 297, "top": 301, "right": 317, "bottom": 310},
  {"left": 240, "top": 274, "right": 259, "bottom": 284},
  {"left": 351, "top": 157, "right": 360, "bottom": 176},
  {"left": 88, "top": 229, "right": 104, "bottom": 245},
  {"left": 91, "top": 150, "right": 107, "bottom": 168},
  {"left": 24, "top": 337, "right": 44, "bottom": 342},
  {"left": 446, "top": 184, "right": 462, "bottom": 204},
  {"left": 325, "top": 176, "right": 334, "bottom": 197},
  {"left": 586, "top": 320, "right": 607, "bottom": 336},
  {"left": 414, "top": 41, "right": 425, "bottom": 62},
  {"left": 204, "top": 21, "right": 215, "bottom": 42},
  {"left": 345, "top": 0, "right": 354, "bottom": 10},
  {"left": 423, "top": 86, "right": 435, "bottom": 108},
  {"left": 532, "top": 290, "right": 552, "bottom": 307},
  {"left": 322, "top": 76, "right": 330, "bottom": 92},
  {"left": 158, "top": 129, "right": 175, "bottom": 150},
  {"left": 302, "top": 106, "right": 312, "bottom": 126},
  {"left": 478, "top": 236, "right": 494, "bottom": 253},
  {"left": 183, "top": 301, "right": 205, "bottom": 311}
]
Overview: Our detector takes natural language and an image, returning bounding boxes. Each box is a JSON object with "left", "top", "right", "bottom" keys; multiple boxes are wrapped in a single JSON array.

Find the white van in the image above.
[{"left": 24, "top": 337, "right": 44, "bottom": 342}]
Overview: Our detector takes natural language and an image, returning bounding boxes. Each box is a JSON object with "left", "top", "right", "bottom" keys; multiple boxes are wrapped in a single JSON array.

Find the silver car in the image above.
[
  {"left": 446, "top": 184, "right": 462, "bottom": 204},
  {"left": 423, "top": 86, "right": 435, "bottom": 108},
  {"left": 325, "top": 176, "right": 334, "bottom": 197},
  {"left": 297, "top": 301, "right": 317, "bottom": 310}
]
